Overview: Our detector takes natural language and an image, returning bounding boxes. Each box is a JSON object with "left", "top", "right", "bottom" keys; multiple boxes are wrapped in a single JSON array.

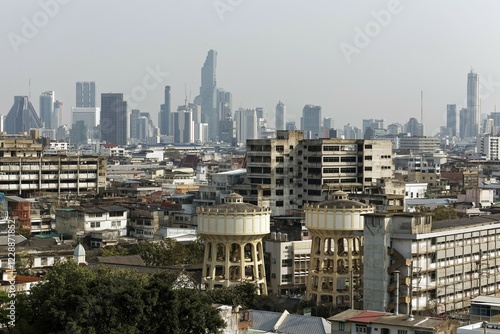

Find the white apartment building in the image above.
[
  {"left": 363, "top": 212, "right": 500, "bottom": 315},
  {"left": 265, "top": 233, "right": 311, "bottom": 297},
  {"left": 56, "top": 206, "right": 128, "bottom": 247},
  {"left": 477, "top": 135, "right": 500, "bottom": 160}
]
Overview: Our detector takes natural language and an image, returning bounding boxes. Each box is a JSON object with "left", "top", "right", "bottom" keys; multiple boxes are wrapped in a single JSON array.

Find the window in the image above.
[
  {"left": 281, "top": 274, "right": 293, "bottom": 283},
  {"left": 276, "top": 201, "right": 284, "bottom": 207},
  {"left": 90, "top": 222, "right": 101, "bottom": 228},
  {"left": 276, "top": 168, "right": 284, "bottom": 174},
  {"left": 365, "top": 144, "right": 372, "bottom": 149},
  {"left": 365, "top": 155, "right": 372, "bottom": 160},
  {"left": 282, "top": 259, "right": 293, "bottom": 267},
  {"left": 397, "top": 330, "right": 408, "bottom": 334},
  {"left": 276, "top": 156, "right": 284, "bottom": 163},
  {"left": 339, "top": 323, "right": 345, "bottom": 331},
  {"left": 356, "top": 325, "right": 367, "bottom": 333},
  {"left": 41, "top": 257, "right": 48, "bottom": 266},
  {"left": 276, "top": 145, "right": 284, "bottom": 152},
  {"left": 364, "top": 166, "right": 372, "bottom": 171},
  {"left": 276, "top": 190, "right": 284, "bottom": 196},
  {"left": 109, "top": 211, "right": 123, "bottom": 217}
]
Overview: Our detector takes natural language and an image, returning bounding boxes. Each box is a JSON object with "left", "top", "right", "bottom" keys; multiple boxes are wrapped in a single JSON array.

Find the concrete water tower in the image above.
[
  {"left": 197, "top": 193, "right": 271, "bottom": 295},
  {"left": 305, "top": 190, "right": 374, "bottom": 307}
]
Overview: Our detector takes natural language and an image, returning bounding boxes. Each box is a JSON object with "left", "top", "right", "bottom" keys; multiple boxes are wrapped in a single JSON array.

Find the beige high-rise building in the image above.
[{"left": 197, "top": 193, "right": 271, "bottom": 295}]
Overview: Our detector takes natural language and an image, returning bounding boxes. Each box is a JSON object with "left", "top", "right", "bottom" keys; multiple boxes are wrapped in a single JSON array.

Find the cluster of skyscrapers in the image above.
[{"left": 2, "top": 59, "right": 489, "bottom": 147}]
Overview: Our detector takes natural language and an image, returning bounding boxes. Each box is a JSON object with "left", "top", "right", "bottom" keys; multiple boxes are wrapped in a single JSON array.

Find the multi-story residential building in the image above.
[
  {"left": 0, "top": 137, "right": 106, "bottom": 197},
  {"left": 301, "top": 138, "right": 393, "bottom": 203},
  {"left": 363, "top": 212, "right": 500, "bottom": 315},
  {"left": 244, "top": 130, "right": 303, "bottom": 216},
  {"left": 396, "top": 136, "right": 440, "bottom": 153},
  {"left": 55, "top": 206, "right": 128, "bottom": 247},
  {"left": 127, "top": 206, "right": 170, "bottom": 240},
  {"left": 330, "top": 309, "right": 457, "bottom": 334},
  {"left": 477, "top": 135, "right": 500, "bottom": 160},
  {"left": 265, "top": 233, "right": 311, "bottom": 297},
  {"left": 243, "top": 130, "right": 393, "bottom": 213}
]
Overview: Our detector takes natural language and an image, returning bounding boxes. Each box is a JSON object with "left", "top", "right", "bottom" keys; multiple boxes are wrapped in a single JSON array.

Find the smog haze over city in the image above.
[{"left": 2, "top": 0, "right": 500, "bottom": 136}]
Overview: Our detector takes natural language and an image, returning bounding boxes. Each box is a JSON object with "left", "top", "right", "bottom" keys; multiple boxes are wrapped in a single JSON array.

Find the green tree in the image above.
[
  {"left": 432, "top": 205, "right": 459, "bottom": 221},
  {"left": 0, "top": 290, "right": 12, "bottom": 330},
  {"left": 206, "top": 283, "right": 257, "bottom": 309},
  {"left": 13, "top": 261, "right": 225, "bottom": 334},
  {"left": 100, "top": 245, "right": 129, "bottom": 257},
  {"left": 129, "top": 238, "right": 201, "bottom": 266}
]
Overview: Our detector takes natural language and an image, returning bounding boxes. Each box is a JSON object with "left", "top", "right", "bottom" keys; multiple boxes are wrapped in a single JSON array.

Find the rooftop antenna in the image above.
[{"left": 420, "top": 89, "right": 423, "bottom": 131}]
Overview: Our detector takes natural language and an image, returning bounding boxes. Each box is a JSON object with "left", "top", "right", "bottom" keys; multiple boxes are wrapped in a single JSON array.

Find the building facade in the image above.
[
  {"left": 466, "top": 70, "right": 480, "bottom": 138},
  {"left": 363, "top": 212, "right": 500, "bottom": 315},
  {"left": 101, "top": 93, "right": 128, "bottom": 146},
  {"left": 76, "top": 81, "right": 96, "bottom": 108}
]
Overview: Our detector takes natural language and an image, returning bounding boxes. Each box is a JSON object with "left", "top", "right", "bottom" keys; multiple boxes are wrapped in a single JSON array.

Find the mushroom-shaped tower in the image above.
[
  {"left": 305, "top": 191, "right": 374, "bottom": 306},
  {"left": 197, "top": 193, "right": 271, "bottom": 295}
]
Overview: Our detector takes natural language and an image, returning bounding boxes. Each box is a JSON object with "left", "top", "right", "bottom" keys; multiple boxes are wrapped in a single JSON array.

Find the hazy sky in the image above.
[{"left": 3, "top": 0, "right": 500, "bottom": 136}]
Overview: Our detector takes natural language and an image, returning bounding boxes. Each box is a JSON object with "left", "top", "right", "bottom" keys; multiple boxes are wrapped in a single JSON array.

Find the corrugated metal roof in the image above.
[{"left": 252, "top": 310, "right": 331, "bottom": 334}]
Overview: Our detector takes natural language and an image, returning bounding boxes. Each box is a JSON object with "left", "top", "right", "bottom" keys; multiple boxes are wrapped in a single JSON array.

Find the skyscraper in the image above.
[
  {"left": 5, "top": 96, "right": 43, "bottom": 134},
  {"left": 275, "top": 101, "right": 285, "bottom": 130},
  {"left": 76, "top": 81, "right": 96, "bottom": 108},
  {"left": 159, "top": 85, "right": 171, "bottom": 136},
  {"left": 39, "top": 91, "right": 55, "bottom": 129},
  {"left": 171, "top": 105, "right": 194, "bottom": 144},
  {"left": 459, "top": 107, "right": 468, "bottom": 138},
  {"left": 200, "top": 50, "right": 217, "bottom": 141},
  {"left": 446, "top": 104, "right": 457, "bottom": 137},
  {"left": 217, "top": 89, "right": 233, "bottom": 142},
  {"left": 234, "top": 108, "right": 257, "bottom": 145},
  {"left": 52, "top": 100, "right": 63, "bottom": 130},
  {"left": 101, "top": 93, "right": 128, "bottom": 146},
  {"left": 466, "top": 70, "right": 480, "bottom": 138},
  {"left": 301, "top": 105, "right": 322, "bottom": 139}
]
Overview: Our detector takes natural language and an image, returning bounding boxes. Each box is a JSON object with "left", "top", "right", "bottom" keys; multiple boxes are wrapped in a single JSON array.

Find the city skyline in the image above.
[{"left": 3, "top": 1, "right": 500, "bottom": 136}]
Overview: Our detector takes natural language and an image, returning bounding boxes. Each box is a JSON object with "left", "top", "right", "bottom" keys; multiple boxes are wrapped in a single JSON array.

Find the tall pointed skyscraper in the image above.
[
  {"left": 200, "top": 50, "right": 217, "bottom": 141},
  {"left": 466, "top": 69, "right": 480, "bottom": 138},
  {"left": 5, "top": 96, "right": 43, "bottom": 134}
]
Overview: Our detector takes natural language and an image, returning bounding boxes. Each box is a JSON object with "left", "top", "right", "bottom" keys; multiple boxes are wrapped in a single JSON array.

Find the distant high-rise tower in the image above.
[
  {"left": 101, "top": 93, "right": 128, "bottom": 146},
  {"left": 302, "top": 105, "right": 322, "bottom": 139},
  {"left": 466, "top": 70, "right": 480, "bottom": 138},
  {"left": 446, "top": 104, "right": 457, "bottom": 137},
  {"left": 459, "top": 108, "right": 468, "bottom": 138},
  {"left": 200, "top": 50, "right": 217, "bottom": 141},
  {"left": 405, "top": 117, "right": 423, "bottom": 137},
  {"left": 235, "top": 108, "right": 258, "bottom": 145},
  {"left": 217, "top": 89, "right": 233, "bottom": 142},
  {"left": 52, "top": 100, "right": 63, "bottom": 130},
  {"left": 362, "top": 119, "right": 384, "bottom": 139},
  {"left": 76, "top": 81, "right": 96, "bottom": 108},
  {"left": 171, "top": 105, "right": 194, "bottom": 144},
  {"left": 5, "top": 96, "right": 43, "bottom": 134},
  {"left": 159, "top": 85, "right": 171, "bottom": 136},
  {"left": 39, "top": 91, "right": 55, "bottom": 129},
  {"left": 275, "top": 101, "right": 285, "bottom": 130}
]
